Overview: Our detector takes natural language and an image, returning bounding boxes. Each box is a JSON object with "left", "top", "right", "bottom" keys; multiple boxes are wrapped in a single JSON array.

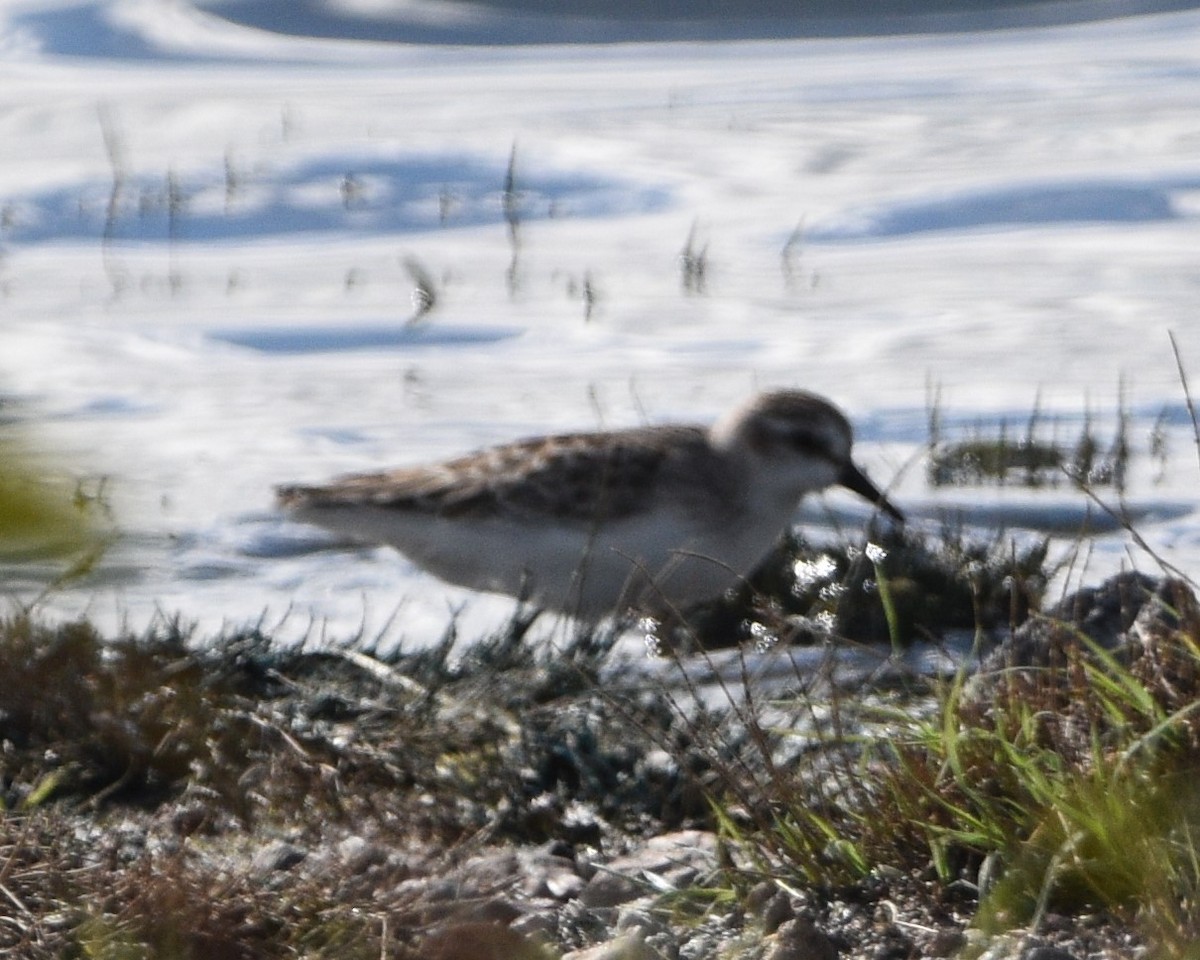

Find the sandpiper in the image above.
[{"left": 277, "top": 390, "right": 902, "bottom": 619}]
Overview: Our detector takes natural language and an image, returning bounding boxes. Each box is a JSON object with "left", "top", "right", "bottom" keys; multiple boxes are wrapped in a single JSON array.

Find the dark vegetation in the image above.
[
  {"left": 926, "top": 391, "right": 1137, "bottom": 492},
  {"left": 0, "top": 611, "right": 687, "bottom": 957}
]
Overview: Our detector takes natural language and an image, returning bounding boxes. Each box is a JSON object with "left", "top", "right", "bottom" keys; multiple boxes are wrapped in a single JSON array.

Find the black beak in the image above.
[{"left": 838, "top": 462, "right": 904, "bottom": 524}]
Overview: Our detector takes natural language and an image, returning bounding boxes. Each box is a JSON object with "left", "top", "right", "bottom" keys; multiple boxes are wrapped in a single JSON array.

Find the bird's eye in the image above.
[{"left": 789, "top": 430, "right": 824, "bottom": 455}]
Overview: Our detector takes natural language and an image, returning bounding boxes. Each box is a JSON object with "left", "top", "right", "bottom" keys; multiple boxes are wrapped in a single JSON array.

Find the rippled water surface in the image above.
[{"left": 1, "top": 0, "right": 1199, "bottom": 652}]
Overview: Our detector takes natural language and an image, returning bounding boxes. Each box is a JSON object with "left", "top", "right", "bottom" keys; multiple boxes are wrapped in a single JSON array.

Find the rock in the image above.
[
  {"left": 974, "top": 935, "right": 1079, "bottom": 960},
  {"left": 964, "top": 572, "right": 1200, "bottom": 709},
  {"left": 623, "top": 830, "right": 719, "bottom": 886},
  {"left": 580, "top": 869, "right": 643, "bottom": 909},
  {"left": 398, "top": 876, "right": 456, "bottom": 903},
  {"left": 560, "top": 799, "right": 605, "bottom": 846},
  {"left": 1023, "top": 948, "right": 1079, "bottom": 960},
  {"left": 872, "top": 936, "right": 912, "bottom": 960},
  {"left": 761, "top": 891, "right": 795, "bottom": 934},
  {"left": 250, "top": 840, "right": 306, "bottom": 875},
  {"left": 640, "top": 829, "right": 719, "bottom": 867},
  {"left": 926, "top": 929, "right": 967, "bottom": 957},
  {"left": 678, "top": 933, "right": 720, "bottom": 959},
  {"left": 517, "top": 845, "right": 585, "bottom": 900},
  {"left": 764, "top": 917, "right": 839, "bottom": 960},
  {"left": 616, "top": 904, "right": 671, "bottom": 940},
  {"left": 1043, "top": 571, "right": 1162, "bottom": 652},
  {"left": 419, "top": 922, "right": 549, "bottom": 960},
  {"left": 744, "top": 880, "right": 778, "bottom": 915},
  {"left": 336, "top": 834, "right": 369, "bottom": 865},
  {"left": 544, "top": 870, "right": 587, "bottom": 900},
  {"left": 428, "top": 896, "right": 524, "bottom": 928},
  {"left": 392, "top": 871, "right": 523, "bottom": 927},
  {"left": 563, "top": 930, "right": 657, "bottom": 960},
  {"left": 509, "top": 909, "right": 560, "bottom": 942},
  {"left": 580, "top": 831, "right": 719, "bottom": 908},
  {"left": 167, "top": 801, "right": 213, "bottom": 837},
  {"left": 335, "top": 834, "right": 388, "bottom": 874},
  {"left": 979, "top": 571, "right": 1162, "bottom": 674},
  {"left": 553, "top": 898, "right": 616, "bottom": 949},
  {"left": 618, "top": 922, "right": 679, "bottom": 960},
  {"left": 459, "top": 849, "right": 520, "bottom": 889},
  {"left": 1126, "top": 577, "right": 1200, "bottom": 705}
]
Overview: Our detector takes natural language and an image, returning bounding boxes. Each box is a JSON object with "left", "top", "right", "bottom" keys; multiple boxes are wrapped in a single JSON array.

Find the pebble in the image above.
[
  {"left": 563, "top": 930, "right": 657, "bottom": 960},
  {"left": 1023, "top": 948, "right": 1080, "bottom": 960},
  {"left": 420, "top": 921, "right": 548, "bottom": 960},
  {"left": 760, "top": 892, "right": 795, "bottom": 934},
  {"left": 250, "top": 840, "right": 306, "bottom": 875},
  {"left": 577, "top": 830, "right": 720, "bottom": 909},
  {"left": 764, "top": 918, "right": 839, "bottom": 960}
]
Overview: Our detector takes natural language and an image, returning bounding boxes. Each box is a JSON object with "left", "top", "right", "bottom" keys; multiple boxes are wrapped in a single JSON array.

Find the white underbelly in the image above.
[{"left": 293, "top": 502, "right": 785, "bottom": 618}]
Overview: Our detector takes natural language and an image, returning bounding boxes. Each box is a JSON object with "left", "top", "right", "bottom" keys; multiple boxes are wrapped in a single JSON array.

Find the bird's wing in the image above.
[{"left": 278, "top": 426, "right": 720, "bottom": 524}]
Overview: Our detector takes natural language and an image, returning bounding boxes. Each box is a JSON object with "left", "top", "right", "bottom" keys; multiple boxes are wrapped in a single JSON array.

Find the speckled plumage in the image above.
[{"left": 280, "top": 426, "right": 733, "bottom": 523}]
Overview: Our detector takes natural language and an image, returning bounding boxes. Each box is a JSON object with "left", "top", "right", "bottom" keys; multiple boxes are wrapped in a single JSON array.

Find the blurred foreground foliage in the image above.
[{"left": 0, "top": 435, "right": 105, "bottom": 562}]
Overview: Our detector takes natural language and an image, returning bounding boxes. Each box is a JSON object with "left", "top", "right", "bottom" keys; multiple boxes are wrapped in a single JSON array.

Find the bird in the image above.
[{"left": 276, "top": 389, "right": 902, "bottom": 620}]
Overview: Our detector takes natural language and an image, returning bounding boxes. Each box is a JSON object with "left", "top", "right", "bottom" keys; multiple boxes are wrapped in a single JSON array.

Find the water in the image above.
[{"left": 1, "top": 0, "right": 1198, "bottom": 653}]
